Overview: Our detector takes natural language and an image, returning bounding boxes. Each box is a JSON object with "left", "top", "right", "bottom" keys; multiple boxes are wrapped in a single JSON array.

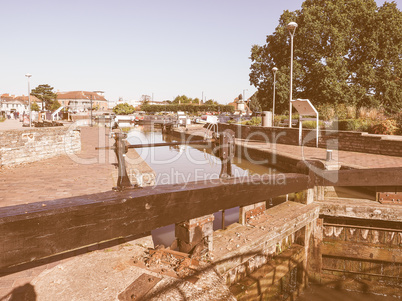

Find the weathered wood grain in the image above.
[
  {"left": 315, "top": 167, "right": 402, "bottom": 187},
  {"left": 0, "top": 173, "right": 309, "bottom": 270},
  {"left": 322, "top": 240, "right": 401, "bottom": 263}
]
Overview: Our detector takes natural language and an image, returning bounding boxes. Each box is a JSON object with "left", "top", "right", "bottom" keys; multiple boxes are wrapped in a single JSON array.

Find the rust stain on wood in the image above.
[
  {"left": 378, "top": 192, "right": 402, "bottom": 205},
  {"left": 118, "top": 273, "right": 161, "bottom": 301}
]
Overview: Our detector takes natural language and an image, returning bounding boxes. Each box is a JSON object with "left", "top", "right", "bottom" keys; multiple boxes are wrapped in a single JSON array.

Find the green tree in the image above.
[
  {"left": 113, "top": 103, "right": 135, "bottom": 115},
  {"left": 30, "top": 84, "right": 58, "bottom": 111},
  {"left": 249, "top": 0, "right": 402, "bottom": 115},
  {"left": 205, "top": 99, "right": 218, "bottom": 105},
  {"left": 173, "top": 95, "right": 191, "bottom": 104},
  {"left": 373, "top": 2, "right": 402, "bottom": 114},
  {"left": 249, "top": 93, "right": 262, "bottom": 112},
  {"left": 31, "top": 102, "right": 40, "bottom": 112}
]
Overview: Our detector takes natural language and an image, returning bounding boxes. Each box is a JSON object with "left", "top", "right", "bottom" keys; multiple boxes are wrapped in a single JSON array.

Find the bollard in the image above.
[
  {"left": 326, "top": 149, "right": 333, "bottom": 162},
  {"left": 262, "top": 111, "right": 273, "bottom": 127}
]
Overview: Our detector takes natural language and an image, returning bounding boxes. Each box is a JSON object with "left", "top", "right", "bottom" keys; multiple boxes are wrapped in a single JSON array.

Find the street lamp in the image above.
[
  {"left": 25, "top": 73, "right": 32, "bottom": 127},
  {"left": 243, "top": 89, "right": 248, "bottom": 115},
  {"left": 89, "top": 93, "right": 93, "bottom": 127},
  {"left": 287, "top": 21, "right": 298, "bottom": 128},
  {"left": 272, "top": 67, "right": 278, "bottom": 123}
]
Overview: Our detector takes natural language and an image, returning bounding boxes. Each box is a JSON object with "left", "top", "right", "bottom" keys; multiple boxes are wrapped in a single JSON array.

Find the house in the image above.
[
  {"left": 0, "top": 93, "right": 41, "bottom": 118},
  {"left": 228, "top": 97, "right": 252, "bottom": 115},
  {"left": 57, "top": 91, "right": 108, "bottom": 113}
]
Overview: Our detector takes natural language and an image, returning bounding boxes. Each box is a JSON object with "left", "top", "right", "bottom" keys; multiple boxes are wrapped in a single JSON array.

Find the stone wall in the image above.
[
  {"left": 0, "top": 127, "right": 81, "bottom": 167},
  {"left": 218, "top": 123, "right": 402, "bottom": 157}
]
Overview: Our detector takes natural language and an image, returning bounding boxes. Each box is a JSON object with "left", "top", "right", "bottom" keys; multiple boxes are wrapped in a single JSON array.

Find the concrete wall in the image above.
[
  {"left": 219, "top": 123, "right": 402, "bottom": 157},
  {"left": 0, "top": 127, "right": 81, "bottom": 167}
]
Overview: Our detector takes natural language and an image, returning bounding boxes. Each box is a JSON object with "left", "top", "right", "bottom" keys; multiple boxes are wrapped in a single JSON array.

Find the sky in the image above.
[{"left": 0, "top": 0, "right": 399, "bottom": 104}]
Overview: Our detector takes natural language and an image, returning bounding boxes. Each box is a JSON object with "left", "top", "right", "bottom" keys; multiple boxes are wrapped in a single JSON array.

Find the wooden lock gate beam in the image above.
[
  {"left": 312, "top": 167, "right": 402, "bottom": 188},
  {"left": 0, "top": 173, "right": 309, "bottom": 271}
]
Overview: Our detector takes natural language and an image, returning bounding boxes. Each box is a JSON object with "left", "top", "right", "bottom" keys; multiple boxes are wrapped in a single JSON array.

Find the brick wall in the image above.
[
  {"left": 0, "top": 127, "right": 81, "bottom": 167},
  {"left": 218, "top": 123, "right": 402, "bottom": 157}
]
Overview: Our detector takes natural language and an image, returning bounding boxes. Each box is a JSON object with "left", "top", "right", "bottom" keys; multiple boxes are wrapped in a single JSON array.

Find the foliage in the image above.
[
  {"left": 30, "top": 84, "right": 58, "bottom": 111},
  {"left": 248, "top": 93, "right": 262, "bottom": 113},
  {"left": 274, "top": 115, "right": 288, "bottom": 126},
  {"left": 113, "top": 103, "right": 135, "bottom": 115},
  {"left": 0, "top": 117, "right": 5, "bottom": 122},
  {"left": 368, "top": 119, "right": 398, "bottom": 135},
  {"left": 204, "top": 99, "right": 218, "bottom": 105},
  {"left": 173, "top": 95, "right": 202, "bottom": 104},
  {"left": 141, "top": 104, "right": 234, "bottom": 114},
  {"left": 245, "top": 117, "right": 262, "bottom": 126},
  {"left": 301, "top": 120, "right": 325, "bottom": 129},
  {"left": 395, "top": 112, "right": 402, "bottom": 135},
  {"left": 120, "top": 127, "right": 132, "bottom": 133},
  {"left": 317, "top": 104, "right": 335, "bottom": 121},
  {"left": 31, "top": 102, "right": 40, "bottom": 112},
  {"left": 331, "top": 119, "right": 374, "bottom": 132},
  {"left": 249, "top": 0, "right": 402, "bottom": 114}
]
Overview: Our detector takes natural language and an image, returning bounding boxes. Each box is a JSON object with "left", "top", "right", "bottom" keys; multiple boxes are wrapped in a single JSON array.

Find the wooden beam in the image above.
[
  {"left": 322, "top": 240, "right": 402, "bottom": 263},
  {"left": 314, "top": 167, "right": 402, "bottom": 187},
  {"left": 0, "top": 173, "right": 309, "bottom": 270}
]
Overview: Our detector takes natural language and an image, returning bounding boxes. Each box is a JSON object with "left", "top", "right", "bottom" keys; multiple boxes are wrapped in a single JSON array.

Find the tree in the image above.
[
  {"left": 249, "top": 93, "right": 262, "bottom": 112},
  {"left": 113, "top": 103, "right": 135, "bottom": 115},
  {"left": 30, "top": 84, "right": 58, "bottom": 111},
  {"left": 249, "top": 0, "right": 402, "bottom": 115},
  {"left": 31, "top": 102, "right": 40, "bottom": 112},
  {"left": 205, "top": 99, "right": 218, "bottom": 105}
]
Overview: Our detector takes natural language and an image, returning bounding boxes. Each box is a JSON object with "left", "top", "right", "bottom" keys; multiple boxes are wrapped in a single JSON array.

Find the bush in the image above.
[
  {"left": 245, "top": 117, "right": 261, "bottom": 126},
  {"left": 368, "top": 119, "right": 398, "bottom": 135},
  {"left": 334, "top": 104, "right": 348, "bottom": 120},
  {"left": 318, "top": 103, "right": 335, "bottom": 121},
  {"left": 113, "top": 103, "right": 135, "bottom": 115},
  {"left": 331, "top": 119, "right": 374, "bottom": 132},
  {"left": 274, "top": 115, "right": 287, "bottom": 126},
  {"left": 395, "top": 112, "right": 402, "bottom": 135},
  {"left": 0, "top": 117, "right": 5, "bottom": 122},
  {"left": 301, "top": 120, "right": 325, "bottom": 129}
]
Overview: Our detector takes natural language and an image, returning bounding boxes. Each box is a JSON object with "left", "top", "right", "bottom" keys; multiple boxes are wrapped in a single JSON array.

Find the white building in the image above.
[{"left": 0, "top": 94, "right": 40, "bottom": 118}]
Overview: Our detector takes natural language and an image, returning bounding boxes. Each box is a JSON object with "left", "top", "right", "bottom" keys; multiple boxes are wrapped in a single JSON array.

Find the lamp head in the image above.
[
  {"left": 287, "top": 22, "right": 298, "bottom": 35},
  {"left": 272, "top": 67, "right": 278, "bottom": 74},
  {"left": 25, "top": 73, "right": 32, "bottom": 78}
]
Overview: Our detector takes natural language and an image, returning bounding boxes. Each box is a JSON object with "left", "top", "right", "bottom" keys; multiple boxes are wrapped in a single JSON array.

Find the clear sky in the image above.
[{"left": 0, "top": 0, "right": 398, "bottom": 104}]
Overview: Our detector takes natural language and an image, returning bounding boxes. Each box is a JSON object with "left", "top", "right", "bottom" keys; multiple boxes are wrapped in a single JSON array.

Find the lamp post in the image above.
[
  {"left": 272, "top": 67, "right": 278, "bottom": 122},
  {"left": 243, "top": 89, "right": 248, "bottom": 115},
  {"left": 287, "top": 21, "right": 298, "bottom": 128},
  {"left": 90, "top": 94, "right": 93, "bottom": 127},
  {"left": 25, "top": 73, "right": 32, "bottom": 127}
]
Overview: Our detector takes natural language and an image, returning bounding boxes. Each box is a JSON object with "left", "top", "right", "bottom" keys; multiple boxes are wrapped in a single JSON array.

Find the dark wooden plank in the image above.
[
  {"left": 315, "top": 167, "right": 402, "bottom": 187},
  {"left": 118, "top": 273, "right": 161, "bottom": 301},
  {"left": 322, "top": 240, "right": 402, "bottom": 263},
  {"left": 0, "top": 173, "right": 309, "bottom": 270}
]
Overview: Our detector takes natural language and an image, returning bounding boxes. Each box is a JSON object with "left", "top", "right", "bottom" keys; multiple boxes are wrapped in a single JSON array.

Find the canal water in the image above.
[
  {"left": 126, "top": 126, "right": 281, "bottom": 247},
  {"left": 126, "top": 126, "right": 398, "bottom": 301}
]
